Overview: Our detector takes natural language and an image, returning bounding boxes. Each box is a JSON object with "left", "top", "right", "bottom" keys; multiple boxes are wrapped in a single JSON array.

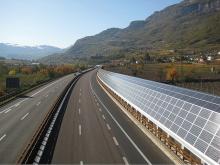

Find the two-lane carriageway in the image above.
[
  {"left": 0, "top": 74, "right": 75, "bottom": 163},
  {"left": 52, "top": 69, "right": 173, "bottom": 164}
]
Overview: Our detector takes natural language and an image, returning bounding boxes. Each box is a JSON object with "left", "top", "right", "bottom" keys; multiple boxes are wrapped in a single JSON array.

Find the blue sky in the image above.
[{"left": 0, "top": 0, "right": 181, "bottom": 48}]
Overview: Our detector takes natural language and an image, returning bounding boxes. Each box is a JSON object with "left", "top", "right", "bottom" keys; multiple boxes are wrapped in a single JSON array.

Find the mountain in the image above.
[
  {"left": 0, "top": 43, "right": 63, "bottom": 60},
  {"left": 40, "top": 0, "right": 220, "bottom": 64}
]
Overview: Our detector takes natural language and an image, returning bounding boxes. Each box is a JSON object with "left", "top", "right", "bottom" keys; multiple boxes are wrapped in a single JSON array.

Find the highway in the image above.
[
  {"left": 52, "top": 69, "right": 173, "bottom": 164},
  {"left": 0, "top": 74, "right": 75, "bottom": 163}
]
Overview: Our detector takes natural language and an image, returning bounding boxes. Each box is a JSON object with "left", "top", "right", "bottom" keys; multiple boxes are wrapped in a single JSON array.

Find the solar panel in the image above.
[{"left": 98, "top": 69, "right": 220, "bottom": 164}]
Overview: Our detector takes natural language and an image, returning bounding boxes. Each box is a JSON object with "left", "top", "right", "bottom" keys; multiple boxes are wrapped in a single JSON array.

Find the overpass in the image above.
[{"left": 0, "top": 69, "right": 219, "bottom": 165}]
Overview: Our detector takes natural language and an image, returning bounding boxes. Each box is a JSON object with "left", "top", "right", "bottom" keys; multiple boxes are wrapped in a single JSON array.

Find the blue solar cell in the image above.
[{"left": 98, "top": 69, "right": 220, "bottom": 164}]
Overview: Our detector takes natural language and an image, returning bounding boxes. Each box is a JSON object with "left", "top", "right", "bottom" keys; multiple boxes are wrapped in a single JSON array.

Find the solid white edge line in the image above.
[
  {"left": 21, "top": 113, "right": 29, "bottom": 120},
  {"left": 0, "top": 75, "right": 70, "bottom": 114},
  {"left": 0, "top": 134, "right": 6, "bottom": 142},
  {"left": 4, "top": 108, "right": 12, "bottom": 114},
  {"left": 90, "top": 81, "right": 152, "bottom": 165}
]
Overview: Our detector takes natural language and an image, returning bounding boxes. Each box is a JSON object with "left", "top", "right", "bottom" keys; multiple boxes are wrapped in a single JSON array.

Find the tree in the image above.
[
  {"left": 21, "top": 67, "right": 33, "bottom": 74},
  {"left": 166, "top": 67, "right": 177, "bottom": 83},
  {"left": 8, "top": 70, "right": 16, "bottom": 76}
]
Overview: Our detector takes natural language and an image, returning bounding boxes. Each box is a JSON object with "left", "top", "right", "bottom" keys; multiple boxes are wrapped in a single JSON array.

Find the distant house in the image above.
[
  {"left": 207, "top": 56, "right": 212, "bottom": 61},
  {"left": 198, "top": 57, "right": 205, "bottom": 63},
  {"left": 31, "top": 63, "right": 40, "bottom": 65}
]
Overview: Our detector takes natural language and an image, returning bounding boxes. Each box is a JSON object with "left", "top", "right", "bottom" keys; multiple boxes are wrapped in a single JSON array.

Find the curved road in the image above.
[
  {"left": 0, "top": 74, "right": 75, "bottom": 163},
  {"left": 52, "top": 69, "right": 173, "bottom": 164}
]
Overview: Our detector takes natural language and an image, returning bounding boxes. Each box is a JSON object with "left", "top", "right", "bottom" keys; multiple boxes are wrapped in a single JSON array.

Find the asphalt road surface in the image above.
[
  {"left": 52, "top": 69, "right": 173, "bottom": 164},
  {"left": 0, "top": 74, "right": 75, "bottom": 163}
]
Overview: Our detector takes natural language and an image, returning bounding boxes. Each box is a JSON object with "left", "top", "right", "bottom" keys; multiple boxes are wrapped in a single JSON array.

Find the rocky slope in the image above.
[{"left": 41, "top": 0, "right": 220, "bottom": 64}]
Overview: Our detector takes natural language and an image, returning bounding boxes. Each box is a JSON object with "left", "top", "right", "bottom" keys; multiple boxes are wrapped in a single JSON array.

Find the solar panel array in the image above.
[{"left": 98, "top": 69, "right": 220, "bottom": 164}]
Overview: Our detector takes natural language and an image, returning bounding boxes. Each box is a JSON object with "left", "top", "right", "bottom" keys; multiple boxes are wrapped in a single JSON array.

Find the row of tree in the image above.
[{"left": 0, "top": 63, "right": 87, "bottom": 96}]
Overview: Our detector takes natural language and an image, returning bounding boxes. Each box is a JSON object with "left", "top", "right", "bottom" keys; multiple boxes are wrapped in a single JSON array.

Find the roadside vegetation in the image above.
[
  {"left": 0, "top": 62, "right": 87, "bottom": 97},
  {"left": 104, "top": 53, "right": 220, "bottom": 96}
]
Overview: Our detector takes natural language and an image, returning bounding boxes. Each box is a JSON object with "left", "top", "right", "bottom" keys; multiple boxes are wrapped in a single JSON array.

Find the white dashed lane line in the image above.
[
  {"left": 0, "top": 134, "right": 6, "bottom": 142},
  {"left": 4, "top": 108, "right": 12, "bottom": 114},
  {"left": 14, "top": 103, "right": 20, "bottom": 107},
  {"left": 106, "top": 124, "right": 111, "bottom": 130},
  {"left": 123, "top": 156, "right": 129, "bottom": 165},
  {"left": 20, "top": 113, "right": 29, "bottom": 121},
  {"left": 79, "top": 108, "right": 81, "bottom": 115},
  {"left": 79, "top": 125, "right": 82, "bottom": 136},
  {"left": 102, "top": 115, "right": 106, "bottom": 120},
  {"left": 113, "top": 136, "right": 119, "bottom": 146},
  {"left": 90, "top": 81, "right": 152, "bottom": 165}
]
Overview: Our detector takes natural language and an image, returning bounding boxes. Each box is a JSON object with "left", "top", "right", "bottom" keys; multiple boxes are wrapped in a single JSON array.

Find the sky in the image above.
[{"left": 0, "top": 0, "right": 181, "bottom": 48}]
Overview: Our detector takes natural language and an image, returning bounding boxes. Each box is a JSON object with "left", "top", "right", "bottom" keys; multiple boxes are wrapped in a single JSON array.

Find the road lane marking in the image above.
[
  {"left": 36, "top": 102, "right": 41, "bottom": 106},
  {"left": 0, "top": 76, "right": 69, "bottom": 114},
  {"left": 123, "top": 157, "right": 129, "bottom": 165},
  {"left": 106, "top": 124, "right": 111, "bottom": 130},
  {"left": 4, "top": 108, "right": 12, "bottom": 114},
  {"left": 90, "top": 81, "right": 152, "bottom": 165},
  {"left": 14, "top": 103, "right": 20, "bottom": 107},
  {"left": 21, "top": 113, "right": 29, "bottom": 120},
  {"left": 0, "top": 134, "right": 6, "bottom": 142},
  {"left": 102, "top": 115, "right": 106, "bottom": 120},
  {"left": 0, "top": 98, "right": 28, "bottom": 114},
  {"left": 45, "top": 94, "right": 49, "bottom": 98},
  {"left": 79, "top": 99, "right": 81, "bottom": 103},
  {"left": 31, "top": 77, "right": 65, "bottom": 97},
  {"left": 99, "top": 108, "right": 102, "bottom": 112},
  {"left": 113, "top": 137, "right": 119, "bottom": 146},
  {"left": 80, "top": 161, "right": 83, "bottom": 165},
  {"left": 97, "top": 102, "right": 99, "bottom": 106},
  {"left": 79, "top": 125, "right": 82, "bottom": 136},
  {"left": 79, "top": 108, "right": 81, "bottom": 114}
]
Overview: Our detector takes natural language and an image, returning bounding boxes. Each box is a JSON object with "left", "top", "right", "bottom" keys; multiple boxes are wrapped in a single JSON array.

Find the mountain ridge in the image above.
[
  {"left": 40, "top": 0, "right": 220, "bottom": 64},
  {"left": 0, "top": 43, "right": 63, "bottom": 60}
]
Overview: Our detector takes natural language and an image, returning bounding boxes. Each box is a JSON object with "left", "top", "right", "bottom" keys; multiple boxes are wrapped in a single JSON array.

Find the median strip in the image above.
[{"left": 16, "top": 69, "right": 93, "bottom": 164}]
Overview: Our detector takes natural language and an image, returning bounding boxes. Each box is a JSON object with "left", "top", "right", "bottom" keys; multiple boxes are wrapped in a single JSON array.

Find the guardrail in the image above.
[
  {"left": 16, "top": 68, "right": 94, "bottom": 164},
  {"left": 97, "top": 69, "right": 220, "bottom": 165},
  {"left": 0, "top": 78, "right": 60, "bottom": 107}
]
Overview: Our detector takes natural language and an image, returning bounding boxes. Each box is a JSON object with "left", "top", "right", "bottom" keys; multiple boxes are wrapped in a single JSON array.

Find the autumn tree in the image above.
[
  {"left": 166, "top": 66, "right": 178, "bottom": 83},
  {"left": 21, "top": 67, "right": 33, "bottom": 74},
  {"left": 8, "top": 69, "right": 16, "bottom": 76}
]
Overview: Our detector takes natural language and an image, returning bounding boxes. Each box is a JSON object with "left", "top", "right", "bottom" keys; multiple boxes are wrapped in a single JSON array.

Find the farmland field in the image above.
[{"left": 105, "top": 63, "right": 220, "bottom": 96}]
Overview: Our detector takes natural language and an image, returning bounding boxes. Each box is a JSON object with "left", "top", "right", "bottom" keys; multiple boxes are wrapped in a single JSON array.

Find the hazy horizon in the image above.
[{"left": 0, "top": 0, "right": 181, "bottom": 48}]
